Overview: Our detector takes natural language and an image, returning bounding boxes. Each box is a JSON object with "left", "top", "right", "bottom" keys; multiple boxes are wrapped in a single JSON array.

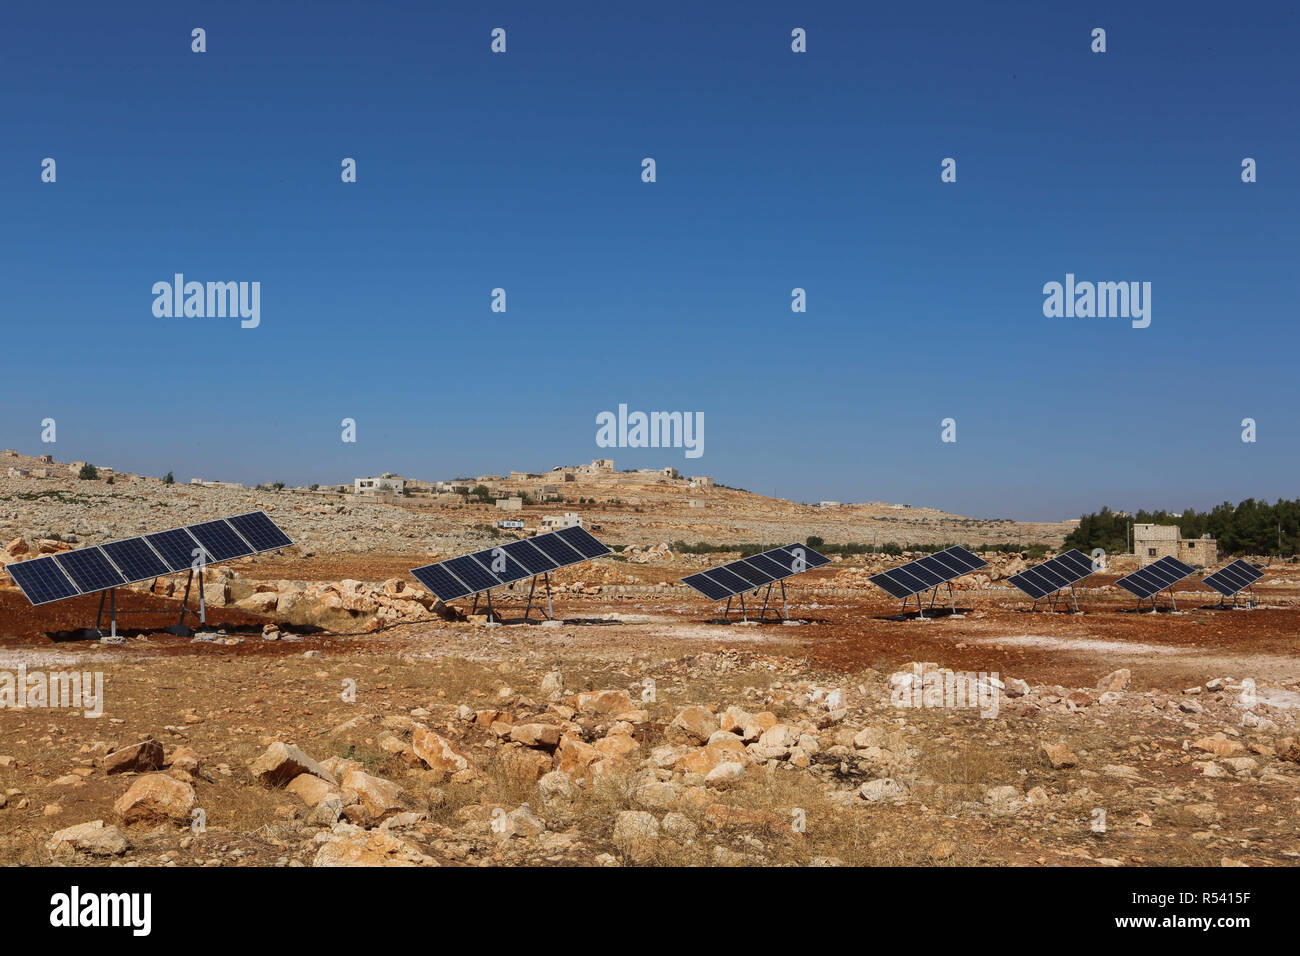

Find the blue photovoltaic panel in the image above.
[
  {"left": 5, "top": 556, "right": 81, "bottom": 605},
  {"left": 409, "top": 527, "right": 614, "bottom": 602},
  {"left": 1115, "top": 555, "right": 1196, "bottom": 599},
  {"left": 468, "top": 546, "right": 532, "bottom": 585},
  {"left": 682, "top": 572, "right": 733, "bottom": 602},
  {"left": 894, "top": 560, "right": 946, "bottom": 589},
  {"left": 528, "top": 533, "right": 585, "bottom": 567},
  {"left": 767, "top": 544, "right": 832, "bottom": 570},
  {"left": 932, "top": 546, "right": 988, "bottom": 573},
  {"left": 145, "top": 528, "right": 203, "bottom": 572},
  {"left": 102, "top": 537, "right": 171, "bottom": 583},
  {"left": 8, "top": 514, "right": 297, "bottom": 608},
  {"left": 555, "top": 525, "right": 613, "bottom": 560},
  {"left": 444, "top": 555, "right": 499, "bottom": 594},
  {"left": 54, "top": 548, "right": 128, "bottom": 593},
  {"left": 226, "top": 511, "right": 293, "bottom": 552},
  {"left": 1202, "top": 559, "right": 1264, "bottom": 597},
  {"left": 744, "top": 553, "right": 791, "bottom": 580},
  {"left": 869, "top": 547, "right": 990, "bottom": 600},
  {"left": 870, "top": 570, "right": 919, "bottom": 600},
  {"left": 187, "top": 519, "right": 254, "bottom": 562},
  {"left": 501, "top": 539, "right": 557, "bottom": 576},
  {"left": 1008, "top": 549, "right": 1097, "bottom": 600},
  {"left": 410, "top": 563, "right": 475, "bottom": 602},
  {"left": 729, "top": 559, "right": 779, "bottom": 588},
  {"left": 679, "top": 543, "right": 832, "bottom": 601},
  {"left": 702, "top": 566, "right": 755, "bottom": 595}
]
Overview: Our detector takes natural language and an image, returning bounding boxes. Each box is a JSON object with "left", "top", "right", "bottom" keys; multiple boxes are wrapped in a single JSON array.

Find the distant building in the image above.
[
  {"left": 355, "top": 474, "right": 405, "bottom": 495},
  {"left": 818, "top": 501, "right": 842, "bottom": 509},
  {"left": 591, "top": 458, "right": 614, "bottom": 471},
  {"left": 541, "top": 512, "right": 583, "bottom": 530},
  {"left": 1134, "top": 523, "right": 1218, "bottom": 567},
  {"left": 689, "top": 476, "right": 713, "bottom": 488},
  {"left": 7, "top": 467, "right": 30, "bottom": 478},
  {"left": 495, "top": 496, "right": 523, "bottom": 512},
  {"left": 497, "top": 519, "right": 525, "bottom": 530}
]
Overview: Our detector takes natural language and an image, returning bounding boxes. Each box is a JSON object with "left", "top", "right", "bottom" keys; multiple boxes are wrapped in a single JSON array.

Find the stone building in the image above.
[{"left": 1134, "top": 523, "right": 1218, "bottom": 568}]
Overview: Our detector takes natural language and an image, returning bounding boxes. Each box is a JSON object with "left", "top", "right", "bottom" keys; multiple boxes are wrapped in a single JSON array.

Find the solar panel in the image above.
[
  {"left": 145, "top": 528, "right": 205, "bottom": 572},
  {"left": 931, "top": 546, "right": 987, "bottom": 573},
  {"left": 868, "top": 546, "right": 989, "bottom": 600},
  {"left": 469, "top": 546, "right": 532, "bottom": 585},
  {"left": 1202, "top": 559, "right": 1264, "bottom": 597},
  {"left": 555, "top": 525, "right": 613, "bottom": 560},
  {"left": 871, "top": 570, "right": 920, "bottom": 600},
  {"left": 410, "top": 563, "right": 476, "bottom": 601},
  {"left": 682, "top": 571, "right": 733, "bottom": 601},
  {"left": 408, "top": 527, "right": 614, "bottom": 604},
  {"left": 767, "top": 544, "right": 831, "bottom": 571},
  {"left": 701, "top": 566, "right": 755, "bottom": 595},
  {"left": 5, "top": 556, "right": 80, "bottom": 605},
  {"left": 744, "top": 553, "right": 792, "bottom": 580},
  {"left": 1008, "top": 549, "right": 1097, "bottom": 600},
  {"left": 444, "top": 555, "right": 499, "bottom": 594},
  {"left": 102, "top": 537, "right": 171, "bottom": 583},
  {"left": 678, "top": 543, "right": 832, "bottom": 601},
  {"left": 55, "top": 548, "right": 128, "bottom": 593},
  {"left": 7, "top": 515, "right": 295, "bottom": 623},
  {"left": 728, "top": 559, "right": 779, "bottom": 588},
  {"left": 187, "top": 519, "right": 254, "bottom": 562},
  {"left": 226, "top": 511, "right": 293, "bottom": 552},
  {"left": 501, "top": 539, "right": 557, "bottom": 576},
  {"left": 529, "top": 533, "right": 585, "bottom": 567},
  {"left": 1115, "top": 555, "right": 1197, "bottom": 600}
]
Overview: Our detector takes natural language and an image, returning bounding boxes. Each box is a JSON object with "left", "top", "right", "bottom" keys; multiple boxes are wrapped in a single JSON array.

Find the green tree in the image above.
[
  {"left": 163, "top": 471, "right": 175, "bottom": 485},
  {"left": 77, "top": 464, "right": 98, "bottom": 480}
]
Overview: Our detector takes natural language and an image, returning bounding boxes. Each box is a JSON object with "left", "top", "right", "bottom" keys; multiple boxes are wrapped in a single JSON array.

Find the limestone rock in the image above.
[
  {"left": 113, "top": 774, "right": 196, "bottom": 826},
  {"left": 46, "top": 820, "right": 129, "bottom": 856},
  {"left": 249, "top": 741, "right": 337, "bottom": 788}
]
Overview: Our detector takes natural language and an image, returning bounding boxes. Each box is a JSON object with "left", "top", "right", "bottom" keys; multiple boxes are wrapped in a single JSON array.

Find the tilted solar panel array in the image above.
[
  {"left": 4, "top": 511, "right": 293, "bottom": 606},
  {"left": 680, "top": 544, "right": 831, "bottom": 601},
  {"left": 868, "top": 546, "right": 989, "bottom": 599},
  {"left": 1113, "top": 555, "right": 1197, "bottom": 599},
  {"left": 409, "top": 525, "right": 612, "bottom": 602},
  {"left": 1007, "top": 549, "right": 1097, "bottom": 600},
  {"left": 1202, "top": 559, "right": 1264, "bottom": 597}
]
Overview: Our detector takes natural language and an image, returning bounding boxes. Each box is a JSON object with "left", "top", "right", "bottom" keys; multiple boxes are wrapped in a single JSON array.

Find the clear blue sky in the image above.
[{"left": 1, "top": 1, "right": 1296, "bottom": 521}]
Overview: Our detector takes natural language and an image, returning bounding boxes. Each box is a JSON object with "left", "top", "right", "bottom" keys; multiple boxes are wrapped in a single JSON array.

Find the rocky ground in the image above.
[
  {"left": 1, "top": 462, "right": 1298, "bottom": 868},
  {"left": 2, "top": 588, "right": 1299, "bottom": 867}
]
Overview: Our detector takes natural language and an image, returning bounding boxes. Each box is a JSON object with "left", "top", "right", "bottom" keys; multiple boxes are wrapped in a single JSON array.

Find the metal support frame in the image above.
[
  {"left": 718, "top": 579, "right": 791, "bottom": 623},
  {"left": 1217, "top": 585, "right": 1256, "bottom": 610},
  {"left": 87, "top": 565, "right": 208, "bottom": 640},
  {"left": 1032, "top": 585, "right": 1080, "bottom": 613},
  {"left": 897, "top": 580, "right": 956, "bottom": 620},
  {"left": 1135, "top": 585, "right": 1178, "bottom": 613},
  {"left": 467, "top": 573, "right": 557, "bottom": 624}
]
